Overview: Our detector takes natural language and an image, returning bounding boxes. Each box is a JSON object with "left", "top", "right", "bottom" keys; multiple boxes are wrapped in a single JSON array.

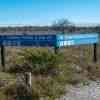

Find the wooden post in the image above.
[
  {"left": 25, "top": 72, "right": 32, "bottom": 88},
  {"left": 93, "top": 43, "right": 97, "bottom": 62},
  {"left": 16, "top": 73, "right": 32, "bottom": 100},
  {"left": 1, "top": 45, "right": 5, "bottom": 71}
]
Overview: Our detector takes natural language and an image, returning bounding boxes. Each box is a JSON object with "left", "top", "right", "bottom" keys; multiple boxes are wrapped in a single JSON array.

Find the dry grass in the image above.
[{"left": 0, "top": 45, "right": 100, "bottom": 100}]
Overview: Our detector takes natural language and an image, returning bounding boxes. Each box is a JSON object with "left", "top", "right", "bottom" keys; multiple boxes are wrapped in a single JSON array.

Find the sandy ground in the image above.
[{"left": 61, "top": 81, "right": 100, "bottom": 100}]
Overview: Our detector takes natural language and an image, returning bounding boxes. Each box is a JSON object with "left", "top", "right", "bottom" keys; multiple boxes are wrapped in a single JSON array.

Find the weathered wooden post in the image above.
[
  {"left": 16, "top": 72, "right": 32, "bottom": 100},
  {"left": 1, "top": 45, "right": 5, "bottom": 71},
  {"left": 25, "top": 72, "right": 32, "bottom": 88},
  {"left": 93, "top": 43, "right": 97, "bottom": 62}
]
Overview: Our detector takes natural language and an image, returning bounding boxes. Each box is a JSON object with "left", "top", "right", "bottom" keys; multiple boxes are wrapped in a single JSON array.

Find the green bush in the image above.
[{"left": 10, "top": 48, "right": 64, "bottom": 75}]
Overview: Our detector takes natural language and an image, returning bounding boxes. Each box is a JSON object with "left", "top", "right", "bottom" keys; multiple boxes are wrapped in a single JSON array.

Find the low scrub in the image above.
[
  {"left": 6, "top": 47, "right": 96, "bottom": 100},
  {"left": 8, "top": 48, "right": 64, "bottom": 75}
]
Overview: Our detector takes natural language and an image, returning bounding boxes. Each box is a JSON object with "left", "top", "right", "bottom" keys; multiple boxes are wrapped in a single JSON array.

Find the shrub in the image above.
[{"left": 9, "top": 48, "right": 64, "bottom": 75}]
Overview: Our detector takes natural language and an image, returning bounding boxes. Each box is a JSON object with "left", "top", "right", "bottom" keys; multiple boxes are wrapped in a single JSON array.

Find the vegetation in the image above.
[
  {"left": 0, "top": 19, "right": 100, "bottom": 100},
  {"left": 0, "top": 24, "right": 100, "bottom": 34},
  {"left": 7, "top": 48, "right": 66, "bottom": 99},
  {"left": 1, "top": 45, "right": 100, "bottom": 100},
  {"left": 0, "top": 72, "right": 16, "bottom": 100}
]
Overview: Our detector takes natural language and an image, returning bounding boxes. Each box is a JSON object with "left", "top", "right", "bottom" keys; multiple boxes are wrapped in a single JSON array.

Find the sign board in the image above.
[
  {"left": 0, "top": 33, "right": 99, "bottom": 47},
  {"left": 0, "top": 35, "right": 56, "bottom": 47},
  {"left": 0, "top": 33, "right": 99, "bottom": 68},
  {"left": 57, "top": 33, "right": 99, "bottom": 47}
]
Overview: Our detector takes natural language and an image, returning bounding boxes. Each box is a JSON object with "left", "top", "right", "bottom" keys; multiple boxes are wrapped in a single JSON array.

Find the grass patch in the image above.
[
  {"left": 0, "top": 72, "right": 16, "bottom": 100},
  {"left": 0, "top": 72, "right": 15, "bottom": 80}
]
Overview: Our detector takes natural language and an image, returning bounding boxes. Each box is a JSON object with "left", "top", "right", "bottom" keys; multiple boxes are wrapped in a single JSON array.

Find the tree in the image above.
[
  {"left": 52, "top": 18, "right": 72, "bottom": 27},
  {"left": 52, "top": 18, "right": 74, "bottom": 33}
]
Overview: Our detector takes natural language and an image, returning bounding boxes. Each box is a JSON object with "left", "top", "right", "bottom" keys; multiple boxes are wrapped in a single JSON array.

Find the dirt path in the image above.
[{"left": 61, "top": 81, "right": 100, "bottom": 100}]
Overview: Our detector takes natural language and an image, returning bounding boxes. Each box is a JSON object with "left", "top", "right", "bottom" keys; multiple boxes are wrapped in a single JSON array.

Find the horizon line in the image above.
[{"left": 0, "top": 23, "right": 100, "bottom": 27}]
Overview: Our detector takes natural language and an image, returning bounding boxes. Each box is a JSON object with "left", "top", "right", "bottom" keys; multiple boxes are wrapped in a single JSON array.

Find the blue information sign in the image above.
[
  {"left": 0, "top": 33, "right": 99, "bottom": 47},
  {"left": 0, "top": 35, "right": 56, "bottom": 47},
  {"left": 57, "top": 33, "right": 100, "bottom": 47}
]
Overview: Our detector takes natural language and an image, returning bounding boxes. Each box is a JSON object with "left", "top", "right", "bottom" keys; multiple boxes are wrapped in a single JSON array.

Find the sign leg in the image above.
[
  {"left": 93, "top": 43, "right": 97, "bottom": 62},
  {"left": 1, "top": 45, "right": 5, "bottom": 71},
  {"left": 54, "top": 47, "right": 58, "bottom": 54}
]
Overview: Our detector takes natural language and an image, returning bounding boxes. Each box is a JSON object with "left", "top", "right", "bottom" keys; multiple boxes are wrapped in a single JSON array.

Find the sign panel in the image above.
[
  {"left": 57, "top": 33, "right": 99, "bottom": 47},
  {"left": 0, "top": 35, "right": 56, "bottom": 47},
  {"left": 0, "top": 33, "right": 99, "bottom": 47}
]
